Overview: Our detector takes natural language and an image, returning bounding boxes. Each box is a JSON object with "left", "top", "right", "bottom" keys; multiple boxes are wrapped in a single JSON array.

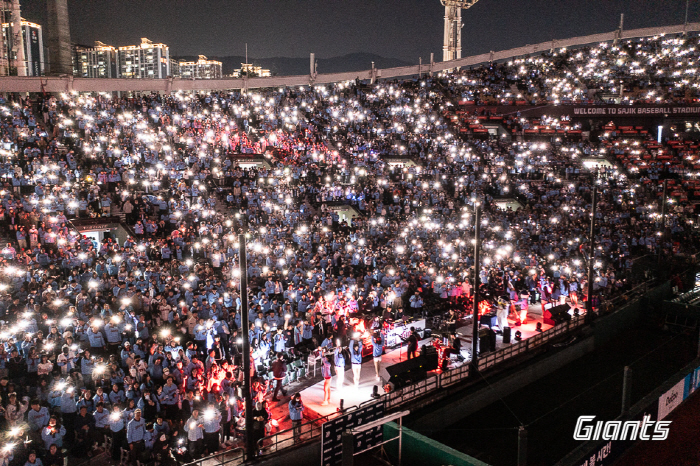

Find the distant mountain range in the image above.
[{"left": 173, "top": 52, "right": 412, "bottom": 77}]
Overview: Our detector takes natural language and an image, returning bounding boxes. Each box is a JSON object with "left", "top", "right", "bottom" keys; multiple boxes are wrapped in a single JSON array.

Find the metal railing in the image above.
[
  {"left": 440, "top": 361, "right": 470, "bottom": 388},
  {"left": 477, "top": 314, "right": 586, "bottom": 371},
  {"left": 477, "top": 338, "right": 529, "bottom": 372},
  {"left": 182, "top": 448, "right": 246, "bottom": 466},
  {"left": 256, "top": 407, "right": 349, "bottom": 455},
  {"left": 384, "top": 375, "right": 440, "bottom": 410},
  {"left": 608, "top": 278, "right": 656, "bottom": 307}
]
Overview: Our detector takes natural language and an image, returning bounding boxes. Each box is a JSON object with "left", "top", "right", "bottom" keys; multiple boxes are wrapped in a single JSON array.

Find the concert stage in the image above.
[
  {"left": 300, "top": 301, "right": 560, "bottom": 418},
  {"left": 300, "top": 335, "right": 433, "bottom": 417}
]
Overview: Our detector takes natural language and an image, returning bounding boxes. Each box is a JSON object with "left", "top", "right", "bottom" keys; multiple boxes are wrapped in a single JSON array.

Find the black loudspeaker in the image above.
[
  {"left": 386, "top": 356, "right": 428, "bottom": 388},
  {"left": 502, "top": 326, "right": 511, "bottom": 344},
  {"left": 420, "top": 345, "right": 439, "bottom": 371},
  {"left": 479, "top": 328, "right": 491, "bottom": 353},
  {"left": 489, "top": 328, "right": 497, "bottom": 351},
  {"left": 543, "top": 303, "right": 571, "bottom": 326}
]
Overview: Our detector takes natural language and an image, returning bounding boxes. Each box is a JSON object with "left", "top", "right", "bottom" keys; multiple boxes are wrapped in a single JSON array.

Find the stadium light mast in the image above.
[
  {"left": 238, "top": 233, "right": 255, "bottom": 458},
  {"left": 441, "top": 0, "right": 480, "bottom": 62},
  {"left": 10, "top": 0, "right": 25, "bottom": 76}
]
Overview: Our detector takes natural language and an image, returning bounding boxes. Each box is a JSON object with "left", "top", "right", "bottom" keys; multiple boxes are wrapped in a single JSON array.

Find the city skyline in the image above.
[{"left": 20, "top": 0, "right": 699, "bottom": 62}]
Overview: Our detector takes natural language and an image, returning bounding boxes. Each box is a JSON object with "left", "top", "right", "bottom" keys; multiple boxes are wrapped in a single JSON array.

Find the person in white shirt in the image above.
[{"left": 184, "top": 409, "right": 204, "bottom": 458}]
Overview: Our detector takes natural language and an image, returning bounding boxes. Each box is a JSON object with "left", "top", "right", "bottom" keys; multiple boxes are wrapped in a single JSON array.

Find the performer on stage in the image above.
[
  {"left": 497, "top": 300, "right": 509, "bottom": 331},
  {"left": 405, "top": 327, "right": 418, "bottom": 359},
  {"left": 518, "top": 290, "right": 530, "bottom": 325},
  {"left": 569, "top": 278, "right": 579, "bottom": 309},
  {"left": 445, "top": 309, "right": 458, "bottom": 334},
  {"left": 320, "top": 351, "right": 332, "bottom": 406},
  {"left": 349, "top": 339, "right": 363, "bottom": 388},
  {"left": 372, "top": 331, "right": 384, "bottom": 381},
  {"left": 333, "top": 341, "right": 346, "bottom": 391}
]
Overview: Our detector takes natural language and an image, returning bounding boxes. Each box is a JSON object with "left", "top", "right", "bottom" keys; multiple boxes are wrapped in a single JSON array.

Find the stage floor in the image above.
[{"left": 299, "top": 334, "right": 431, "bottom": 417}]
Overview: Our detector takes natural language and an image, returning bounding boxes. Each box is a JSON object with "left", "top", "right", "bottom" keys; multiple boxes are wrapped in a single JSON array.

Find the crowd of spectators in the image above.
[
  {"left": 0, "top": 32, "right": 698, "bottom": 466},
  {"left": 440, "top": 34, "right": 700, "bottom": 105}
]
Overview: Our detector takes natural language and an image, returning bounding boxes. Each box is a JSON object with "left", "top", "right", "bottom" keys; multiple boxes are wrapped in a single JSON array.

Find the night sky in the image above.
[{"left": 21, "top": 0, "right": 698, "bottom": 61}]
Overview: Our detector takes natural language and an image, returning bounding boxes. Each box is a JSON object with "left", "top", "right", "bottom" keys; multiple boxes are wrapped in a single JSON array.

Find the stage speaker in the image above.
[
  {"left": 502, "top": 326, "right": 511, "bottom": 344},
  {"left": 543, "top": 303, "right": 571, "bottom": 326},
  {"left": 479, "top": 328, "right": 491, "bottom": 353},
  {"left": 385, "top": 356, "right": 428, "bottom": 388},
  {"left": 489, "top": 328, "right": 497, "bottom": 351},
  {"left": 420, "top": 345, "right": 439, "bottom": 371}
]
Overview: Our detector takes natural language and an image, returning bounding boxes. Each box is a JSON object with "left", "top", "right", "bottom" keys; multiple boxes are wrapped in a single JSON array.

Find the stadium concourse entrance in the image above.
[{"left": 71, "top": 216, "right": 130, "bottom": 246}]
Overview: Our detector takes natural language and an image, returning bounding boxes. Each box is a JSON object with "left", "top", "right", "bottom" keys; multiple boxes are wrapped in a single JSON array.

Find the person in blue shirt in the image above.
[
  {"left": 143, "top": 423, "right": 156, "bottom": 452},
  {"left": 104, "top": 321, "right": 122, "bottom": 347},
  {"left": 320, "top": 336, "right": 333, "bottom": 351},
  {"left": 160, "top": 377, "right": 179, "bottom": 420},
  {"left": 273, "top": 329, "right": 287, "bottom": 353},
  {"left": 136, "top": 315, "right": 149, "bottom": 339},
  {"left": 93, "top": 402, "right": 110, "bottom": 434},
  {"left": 333, "top": 343, "right": 346, "bottom": 391},
  {"left": 108, "top": 405, "right": 126, "bottom": 461},
  {"left": 301, "top": 320, "right": 314, "bottom": 344},
  {"left": 349, "top": 339, "right": 363, "bottom": 388},
  {"left": 184, "top": 409, "right": 204, "bottom": 458},
  {"left": 120, "top": 343, "right": 132, "bottom": 368},
  {"left": 127, "top": 409, "right": 146, "bottom": 463},
  {"left": 288, "top": 393, "right": 305, "bottom": 443},
  {"left": 194, "top": 320, "right": 208, "bottom": 349},
  {"left": 79, "top": 351, "right": 95, "bottom": 386},
  {"left": 60, "top": 386, "right": 78, "bottom": 437},
  {"left": 41, "top": 416, "right": 66, "bottom": 450},
  {"left": 200, "top": 405, "right": 222, "bottom": 456},
  {"left": 153, "top": 417, "right": 170, "bottom": 437},
  {"left": 49, "top": 381, "right": 64, "bottom": 410},
  {"left": 372, "top": 331, "right": 384, "bottom": 381},
  {"left": 27, "top": 399, "right": 50, "bottom": 434},
  {"left": 88, "top": 327, "right": 106, "bottom": 352},
  {"left": 74, "top": 384, "right": 95, "bottom": 409},
  {"left": 24, "top": 451, "right": 43, "bottom": 466}
]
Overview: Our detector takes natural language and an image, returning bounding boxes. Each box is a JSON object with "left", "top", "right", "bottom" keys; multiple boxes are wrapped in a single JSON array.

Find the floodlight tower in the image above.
[
  {"left": 10, "top": 0, "right": 25, "bottom": 76},
  {"left": 441, "top": 0, "right": 480, "bottom": 62}
]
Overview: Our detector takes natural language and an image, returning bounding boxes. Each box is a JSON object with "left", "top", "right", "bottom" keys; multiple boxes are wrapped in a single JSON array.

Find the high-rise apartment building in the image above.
[
  {"left": 74, "top": 41, "right": 117, "bottom": 78},
  {"left": 178, "top": 55, "right": 222, "bottom": 79},
  {"left": 169, "top": 58, "right": 180, "bottom": 77},
  {"left": 117, "top": 37, "right": 169, "bottom": 79},
  {"left": 232, "top": 63, "right": 270, "bottom": 78},
  {"left": 1, "top": 19, "right": 44, "bottom": 76}
]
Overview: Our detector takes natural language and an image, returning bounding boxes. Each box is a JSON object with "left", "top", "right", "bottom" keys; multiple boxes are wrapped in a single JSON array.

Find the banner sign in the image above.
[
  {"left": 29, "top": 28, "right": 41, "bottom": 77},
  {"left": 688, "top": 366, "right": 700, "bottom": 396},
  {"left": 572, "top": 106, "right": 700, "bottom": 117},
  {"left": 457, "top": 104, "right": 700, "bottom": 119},
  {"left": 385, "top": 319, "right": 426, "bottom": 348},
  {"left": 657, "top": 378, "right": 686, "bottom": 420}
]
